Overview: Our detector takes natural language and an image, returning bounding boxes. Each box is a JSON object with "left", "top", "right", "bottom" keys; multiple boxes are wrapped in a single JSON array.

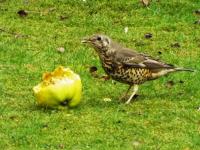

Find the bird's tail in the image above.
[
  {"left": 151, "top": 67, "right": 194, "bottom": 79},
  {"left": 174, "top": 67, "right": 194, "bottom": 72}
]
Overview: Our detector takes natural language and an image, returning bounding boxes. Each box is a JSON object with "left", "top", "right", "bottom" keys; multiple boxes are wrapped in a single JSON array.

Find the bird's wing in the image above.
[{"left": 114, "top": 48, "right": 174, "bottom": 69}]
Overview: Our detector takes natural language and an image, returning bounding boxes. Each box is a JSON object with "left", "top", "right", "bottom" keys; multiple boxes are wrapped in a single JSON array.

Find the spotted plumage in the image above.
[{"left": 82, "top": 34, "right": 193, "bottom": 104}]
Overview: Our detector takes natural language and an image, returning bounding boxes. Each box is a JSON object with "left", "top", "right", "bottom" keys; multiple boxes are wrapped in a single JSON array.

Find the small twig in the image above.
[
  {"left": 22, "top": 8, "right": 57, "bottom": 15},
  {"left": 0, "top": 27, "right": 30, "bottom": 38}
]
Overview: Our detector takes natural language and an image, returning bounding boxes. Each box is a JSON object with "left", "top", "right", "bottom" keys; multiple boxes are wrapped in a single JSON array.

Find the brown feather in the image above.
[{"left": 111, "top": 43, "right": 174, "bottom": 70}]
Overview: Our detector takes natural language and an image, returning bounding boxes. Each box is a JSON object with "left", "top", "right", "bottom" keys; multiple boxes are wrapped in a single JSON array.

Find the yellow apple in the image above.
[{"left": 33, "top": 66, "right": 82, "bottom": 108}]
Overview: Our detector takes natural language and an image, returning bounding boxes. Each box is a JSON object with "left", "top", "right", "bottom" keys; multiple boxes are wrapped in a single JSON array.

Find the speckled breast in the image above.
[
  {"left": 100, "top": 56, "right": 152, "bottom": 85},
  {"left": 109, "top": 67, "right": 152, "bottom": 85}
]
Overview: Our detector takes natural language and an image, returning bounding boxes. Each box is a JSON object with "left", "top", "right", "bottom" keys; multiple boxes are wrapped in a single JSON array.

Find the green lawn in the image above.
[{"left": 0, "top": 0, "right": 200, "bottom": 149}]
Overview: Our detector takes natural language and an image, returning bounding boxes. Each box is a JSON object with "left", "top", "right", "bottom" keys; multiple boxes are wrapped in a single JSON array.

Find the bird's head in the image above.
[{"left": 81, "top": 34, "right": 111, "bottom": 53}]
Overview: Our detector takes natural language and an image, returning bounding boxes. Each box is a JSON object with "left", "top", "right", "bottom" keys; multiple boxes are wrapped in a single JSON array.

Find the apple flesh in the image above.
[{"left": 33, "top": 66, "right": 82, "bottom": 108}]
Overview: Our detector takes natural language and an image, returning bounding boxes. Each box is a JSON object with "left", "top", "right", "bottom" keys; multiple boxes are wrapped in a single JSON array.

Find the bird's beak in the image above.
[{"left": 81, "top": 37, "right": 91, "bottom": 44}]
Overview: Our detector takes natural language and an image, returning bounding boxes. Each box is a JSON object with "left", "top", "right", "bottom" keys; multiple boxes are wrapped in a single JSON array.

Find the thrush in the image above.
[{"left": 82, "top": 34, "right": 193, "bottom": 104}]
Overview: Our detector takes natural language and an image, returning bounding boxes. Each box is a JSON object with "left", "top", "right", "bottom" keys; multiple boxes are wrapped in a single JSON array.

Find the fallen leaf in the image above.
[
  {"left": 194, "top": 10, "right": 200, "bottom": 15},
  {"left": 89, "top": 66, "right": 97, "bottom": 73},
  {"left": 166, "top": 80, "right": 175, "bottom": 88},
  {"left": 88, "top": 10, "right": 97, "bottom": 15},
  {"left": 140, "top": 0, "right": 150, "bottom": 6},
  {"left": 119, "top": 109, "right": 126, "bottom": 112},
  {"left": 42, "top": 124, "right": 48, "bottom": 128},
  {"left": 58, "top": 144, "right": 65, "bottom": 149},
  {"left": 9, "top": 115, "right": 18, "bottom": 120},
  {"left": 103, "top": 98, "right": 112, "bottom": 102},
  {"left": 100, "top": 75, "right": 110, "bottom": 81},
  {"left": 89, "top": 66, "right": 99, "bottom": 78},
  {"left": 116, "top": 120, "right": 122, "bottom": 123},
  {"left": 89, "top": 67, "right": 110, "bottom": 80},
  {"left": 17, "top": 10, "right": 28, "bottom": 17},
  {"left": 144, "top": 33, "right": 152, "bottom": 39},
  {"left": 56, "top": 47, "right": 65, "bottom": 53},
  {"left": 60, "top": 15, "right": 69, "bottom": 21},
  {"left": 171, "top": 42, "right": 181, "bottom": 48},
  {"left": 178, "top": 92, "right": 184, "bottom": 95},
  {"left": 124, "top": 27, "right": 128, "bottom": 33}
]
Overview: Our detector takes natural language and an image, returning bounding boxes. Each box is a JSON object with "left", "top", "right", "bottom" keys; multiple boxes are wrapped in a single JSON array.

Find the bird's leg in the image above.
[
  {"left": 120, "top": 85, "right": 132, "bottom": 101},
  {"left": 125, "top": 85, "right": 139, "bottom": 104}
]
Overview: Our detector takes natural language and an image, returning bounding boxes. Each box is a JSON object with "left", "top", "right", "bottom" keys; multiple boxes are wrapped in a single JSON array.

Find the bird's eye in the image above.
[{"left": 97, "top": 36, "right": 101, "bottom": 41}]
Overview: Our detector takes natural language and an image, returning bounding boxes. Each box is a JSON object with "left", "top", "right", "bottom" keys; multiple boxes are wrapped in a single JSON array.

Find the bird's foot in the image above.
[
  {"left": 119, "top": 96, "right": 128, "bottom": 103},
  {"left": 119, "top": 94, "right": 129, "bottom": 103}
]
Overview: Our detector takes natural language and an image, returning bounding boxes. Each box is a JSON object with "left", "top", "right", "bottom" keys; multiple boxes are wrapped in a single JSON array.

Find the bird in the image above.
[{"left": 81, "top": 34, "right": 193, "bottom": 104}]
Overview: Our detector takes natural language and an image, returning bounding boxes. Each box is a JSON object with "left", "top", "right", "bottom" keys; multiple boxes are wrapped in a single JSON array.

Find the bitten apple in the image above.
[{"left": 33, "top": 66, "right": 82, "bottom": 108}]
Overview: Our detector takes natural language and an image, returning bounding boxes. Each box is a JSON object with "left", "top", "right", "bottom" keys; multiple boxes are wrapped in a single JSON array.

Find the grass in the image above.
[{"left": 0, "top": 0, "right": 200, "bottom": 149}]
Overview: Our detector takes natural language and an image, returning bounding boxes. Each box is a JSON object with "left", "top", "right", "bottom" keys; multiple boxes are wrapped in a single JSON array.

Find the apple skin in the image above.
[{"left": 33, "top": 67, "right": 82, "bottom": 108}]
